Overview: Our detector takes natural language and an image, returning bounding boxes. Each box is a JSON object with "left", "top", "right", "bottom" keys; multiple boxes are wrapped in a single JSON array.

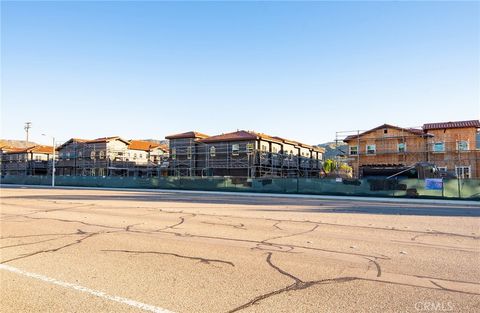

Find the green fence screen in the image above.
[{"left": 1, "top": 175, "right": 479, "bottom": 200}]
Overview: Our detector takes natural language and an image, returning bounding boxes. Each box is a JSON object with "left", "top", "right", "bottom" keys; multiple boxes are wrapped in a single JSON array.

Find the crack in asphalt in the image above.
[
  {"left": 0, "top": 236, "right": 71, "bottom": 249},
  {"left": 0, "top": 230, "right": 120, "bottom": 264},
  {"left": 201, "top": 221, "right": 246, "bottom": 230},
  {"left": 365, "top": 257, "right": 382, "bottom": 277},
  {"left": 227, "top": 252, "right": 357, "bottom": 312},
  {"left": 101, "top": 249, "right": 235, "bottom": 267}
]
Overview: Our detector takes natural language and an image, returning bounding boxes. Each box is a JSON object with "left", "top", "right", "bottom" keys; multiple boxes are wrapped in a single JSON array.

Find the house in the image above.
[
  {"left": 165, "top": 131, "right": 210, "bottom": 177},
  {"left": 1, "top": 145, "right": 55, "bottom": 176},
  {"left": 127, "top": 140, "right": 168, "bottom": 165},
  {"left": 56, "top": 136, "right": 130, "bottom": 176},
  {"left": 165, "top": 130, "right": 324, "bottom": 178},
  {"left": 55, "top": 138, "right": 89, "bottom": 176},
  {"left": 343, "top": 120, "right": 480, "bottom": 178},
  {"left": 423, "top": 120, "right": 480, "bottom": 178}
]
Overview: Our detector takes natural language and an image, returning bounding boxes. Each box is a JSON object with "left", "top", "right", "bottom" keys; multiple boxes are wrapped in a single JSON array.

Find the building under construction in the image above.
[
  {"left": 340, "top": 120, "right": 480, "bottom": 178},
  {"left": 166, "top": 130, "right": 325, "bottom": 178},
  {"left": 54, "top": 137, "right": 169, "bottom": 177}
]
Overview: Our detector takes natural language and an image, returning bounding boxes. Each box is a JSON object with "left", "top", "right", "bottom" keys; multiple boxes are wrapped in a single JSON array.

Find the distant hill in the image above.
[
  {"left": 141, "top": 139, "right": 169, "bottom": 146},
  {"left": 0, "top": 139, "right": 38, "bottom": 148},
  {"left": 316, "top": 141, "right": 348, "bottom": 160}
]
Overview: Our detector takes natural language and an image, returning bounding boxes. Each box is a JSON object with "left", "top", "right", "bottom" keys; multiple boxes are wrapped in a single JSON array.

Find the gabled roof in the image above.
[
  {"left": 423, "top": 120, "right": 480, "bottom": 130},
  {"left": 4, "top": 145, "right": 54, "bottom": 155},
  {"left": 198, "top": 130, "right": 324, "bottom": 153},
  {"left": 199, "top": 130, "right": 258, "bottom": 143},
  {"left": 0, "top": 145, "right": 23, "bottom": 152},
  {"left": 343, "top": 124, "right": 426, "bottom": 142},
  {"left": 165, "top": 131, "right": 209, "bottom": 140},
  {"left": 56, "top": 138, "right": 89, "bottom": 150},
  {"left": 86, "top": 136, "right": 130, "bottom": 145},
  {"left": 128, "top": 140, "right": 161, "bottom": 152}
]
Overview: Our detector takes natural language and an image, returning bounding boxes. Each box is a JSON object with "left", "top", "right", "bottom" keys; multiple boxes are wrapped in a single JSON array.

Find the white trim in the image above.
[
  {"left": 455, "top": 165, "right": 471, "bottom": 179},
  {"left": 349, "top": 145, "right": 358, "bottom": 155},
  {"left": 456, "top": 140, "right": 469, "bottom": 152},
  {"left": 366, "top": 144, "right": 376, "bottom": 155}
]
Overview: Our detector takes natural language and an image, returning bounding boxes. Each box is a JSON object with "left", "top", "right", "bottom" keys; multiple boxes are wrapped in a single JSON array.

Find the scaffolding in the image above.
[
  {"left": 336, "top": 126, "right": 480, "bottom": 178},
  {"left": 169, "top": 139, "right": 323, "bottom": 178},
  {"left": 54, "top": 141, "right": 169, "bottom": 178}
]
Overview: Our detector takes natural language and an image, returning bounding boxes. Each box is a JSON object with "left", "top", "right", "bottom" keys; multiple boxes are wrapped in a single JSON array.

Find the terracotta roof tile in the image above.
[
  {"left": 128, "top": 140, "right": 161, "bottom": 152},
  {"left": 5, "top": 145, "right": 54, "bottom": 154},
  {"left": 423, "top": 120, "right": 480, "bottom": 130}
]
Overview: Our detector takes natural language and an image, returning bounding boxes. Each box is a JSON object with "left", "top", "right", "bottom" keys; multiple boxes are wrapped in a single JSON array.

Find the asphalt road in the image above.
[{"left": 1, "top": 187, "right": 479, "bottom": 312}]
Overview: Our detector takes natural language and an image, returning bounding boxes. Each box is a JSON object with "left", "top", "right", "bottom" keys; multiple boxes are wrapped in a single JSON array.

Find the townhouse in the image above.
[
  {"left": 1, "top": 145, "right": 55, "bottom": 176},
  {"left": 166, "top": 130, "right": 324, "bottom": 178},
  {"left": 343, "top": 120, "right": 480, "bottom": 178}
]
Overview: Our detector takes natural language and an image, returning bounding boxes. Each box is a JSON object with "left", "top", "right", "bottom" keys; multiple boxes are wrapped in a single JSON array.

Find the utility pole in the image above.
[{"left": 24, "top": 122, "right": 32, "bottom": 146}]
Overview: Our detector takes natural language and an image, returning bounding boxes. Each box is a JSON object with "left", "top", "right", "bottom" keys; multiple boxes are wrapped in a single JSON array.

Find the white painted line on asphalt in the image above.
[{"left": 0, "top": 264, "right": 175, "bottom": 313}]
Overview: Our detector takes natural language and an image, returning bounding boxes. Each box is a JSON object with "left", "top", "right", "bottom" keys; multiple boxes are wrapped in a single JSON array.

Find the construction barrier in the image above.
[{"left": 1, "top": 175, "right": 479, "bottom": 200}]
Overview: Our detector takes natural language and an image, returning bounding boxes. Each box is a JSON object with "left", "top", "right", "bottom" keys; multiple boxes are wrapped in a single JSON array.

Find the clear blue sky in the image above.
[{"left": 1, "top": 1, "right": 479, "bottom": 146}]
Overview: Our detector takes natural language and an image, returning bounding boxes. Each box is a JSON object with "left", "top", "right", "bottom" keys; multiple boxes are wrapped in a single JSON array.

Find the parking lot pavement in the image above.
[{"left": 1, "top": 187, "right": 479, "bottom": 312}]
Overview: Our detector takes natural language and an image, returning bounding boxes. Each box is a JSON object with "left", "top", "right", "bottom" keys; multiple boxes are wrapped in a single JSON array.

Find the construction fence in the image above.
[{"left": 1, "top": 175, "right": 479, "bottom": 200}]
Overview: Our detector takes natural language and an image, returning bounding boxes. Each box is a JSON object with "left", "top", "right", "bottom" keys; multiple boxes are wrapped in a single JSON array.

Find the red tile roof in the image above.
[
  {"left": 423, "top": 120, "right": 480, "bottom": 130},
  {"left": 165, "top": 131, "right": 209, "bottom": 140},
  {"left": 5, "top": 145, "right": 54, "bottom": 154},
  {"left": 128, "top": 140, "right": 161, "bottom": 152}
]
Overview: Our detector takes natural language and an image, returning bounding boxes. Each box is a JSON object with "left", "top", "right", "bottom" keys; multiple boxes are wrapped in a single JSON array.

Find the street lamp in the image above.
[{"left": 42, "top": 134, "right": 56, "bottom": 187}]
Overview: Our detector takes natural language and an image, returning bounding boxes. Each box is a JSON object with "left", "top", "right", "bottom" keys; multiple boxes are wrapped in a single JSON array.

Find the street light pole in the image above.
[
  {"left": 52, "top": 137, "right": 55, "bottom": 187},
  {"left": 42, "top": 134, "right": 56, "bottom": 187}
]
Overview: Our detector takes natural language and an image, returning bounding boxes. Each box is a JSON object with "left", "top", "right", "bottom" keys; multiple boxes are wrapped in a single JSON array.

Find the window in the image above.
[
  {"left": 99, "top": 151, "right": 105, "bottom": 159},
  {"left": 366, "top": 145, "right": 376, "bottom": 155},
  {"left": 210, "top": 146, "right": 216, "bottom": 157},
  {"left": 349, "top": 146, "right": 358, "bottom": 155},
  {"left": 90, "top": 151, "right": 96, "bottom": 159},
  {"left": 272, "top": 147, "right": 278, "bottom": 154},
  {"left": 457, "top": 140, "right": 468, "bottom": 151},
  {"left": 261, "top": 144, "right": 268, "bottom": 152},
  {"left": 231, "top": 144, "right": 239, "bottom": 156},
  {"left": 398, "top": 143, "right": 406, "bottom": 153},
  {"left": 433, "top": 142, "right": 445, "bottom": 152},
  {"left": 59, "top": 152, "right": 64, "bottom": 159},
  {"left": 35, "top": 155, "right": 41, "bottom": 161},
  {"left": 455, "top": 166, "right": 471, "bottom": 179},
  {"left": 437, "top": 166, "right": 447, "bottom": 172},
  {"left": 78, "top": 151, "right": 83, "bottom": 159},
  {"left": 66, "top": 152, "right": 70, "bottom": 160},
  {"left": 171, "top": 148, "right": 176, "bottom": 160},
  {"left": 246, "top": 143, "right": 254, "bottom": 154},
  {"left": 383, "top": 128, "right": 388, "bottom": 134},
  {"left": 133, "top": 153, "right": 137, "bottom": 160},
  {"left": 187, "top": 146, "right": 192, "bottom": 159}
]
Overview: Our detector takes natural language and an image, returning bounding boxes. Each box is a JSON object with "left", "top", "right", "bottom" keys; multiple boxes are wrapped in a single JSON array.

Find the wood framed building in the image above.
[
  {"left": 166, "top": 130, "right": 324, "bottom": 178},
  {"left": 55, "top": 137, "right": 169, "bottom": 177},
  {"left": 343, "top": 120, "right": 480, "bottom": 178},
  {"left": 1, "top": 145, "right": 55, "bottom": 176}
]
